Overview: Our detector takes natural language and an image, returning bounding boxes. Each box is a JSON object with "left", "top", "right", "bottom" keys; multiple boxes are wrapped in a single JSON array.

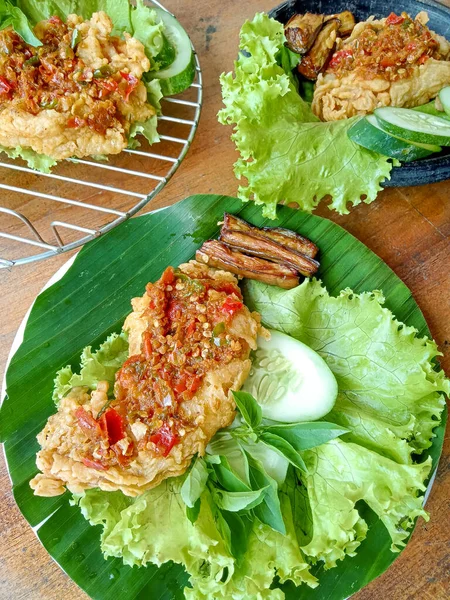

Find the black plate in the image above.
[{"left": 268, "top": 0, "right": 450, "bottom": 187}]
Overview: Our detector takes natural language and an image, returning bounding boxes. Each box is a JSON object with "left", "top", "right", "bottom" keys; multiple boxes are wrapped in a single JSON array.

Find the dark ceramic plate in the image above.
[{"left": 268, "top": 0, "right": 450, "bottom": 187}]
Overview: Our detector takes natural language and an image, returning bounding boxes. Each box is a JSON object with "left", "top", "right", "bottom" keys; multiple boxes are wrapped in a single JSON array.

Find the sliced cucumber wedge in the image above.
[
  {"left": 438, "top": 86, "right": 450, "bottom": 118},
  {"left": 374, "top": 106, "right": 450, "bottom": 146},
  {"left": 152, "top": 7, "right": 195, "bottom": 96},
  {"left": 348, "top": 115, "right": 440, "bottom": 161},
  {"left": 412, "top": 100, "right": 450, "bottom": 121},
  {"left": 242, "top": 329, "right": 338, "bottom": 423}
]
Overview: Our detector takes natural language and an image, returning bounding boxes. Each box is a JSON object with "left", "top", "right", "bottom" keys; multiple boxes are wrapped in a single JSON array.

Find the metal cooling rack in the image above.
[{"left": 0, "top": 1, "right": 202, "bottom": 269}]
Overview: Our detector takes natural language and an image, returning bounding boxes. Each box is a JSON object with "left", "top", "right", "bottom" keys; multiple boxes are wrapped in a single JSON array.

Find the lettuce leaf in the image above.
[
  {"left": 300, "top": 439, "right": 431, "bottom": 567},
  {"left": 53, "top": 332, "right": 128, "bottom": 403},
  {"left": 0, "top": 145, "right": 57, "bottom": 172},
  {"left": 75, "top": 479, "right": 317, "bottom": 599},
  {"left": 74, "top": 481, "right": 234, "bottom": 591},
  {"left": 218, "top": 13, "right": 394, "bottom": 218},
  {"left": 0, "top": 1, "right": 41, "bottom": 45},
  {"left": 243, "top": 278, "right": 448, "bottom": 567},
  {"left": 244, "top": 279, "right": 448, "bottom": 460}
]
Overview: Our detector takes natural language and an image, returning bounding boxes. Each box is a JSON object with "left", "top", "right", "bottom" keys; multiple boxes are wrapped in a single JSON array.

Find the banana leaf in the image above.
[{"left": 0, "top": 194, "right": 446, "bottom": 599}]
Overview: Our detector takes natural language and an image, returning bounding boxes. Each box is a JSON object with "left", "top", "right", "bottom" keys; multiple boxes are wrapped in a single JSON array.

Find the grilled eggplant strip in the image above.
[
  {"left": 284, "top": 13, "right": 324, "bottom": 54},
  {"left": 297, "top": 18, "right": 341, "bottom": 80},
  {"left": 196, "top": 240, "right": 300, "bottom": 289},
  {"left": 219, "top": 229, "right": 320, "bottom": 277},
  {"left": 222, "top": 213, "right": 319, "bottom": 258},
  {"left": 324, "top": 11, "right": 355, "bottom": 37}
]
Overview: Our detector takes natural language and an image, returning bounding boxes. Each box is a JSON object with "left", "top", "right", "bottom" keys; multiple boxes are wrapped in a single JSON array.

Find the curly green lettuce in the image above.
[
  {"left": 53, "top": 332, "right": 128, "bottom": 404},
  {"left": 218, "top": 13, "right": 394, "bottom": 218},
  {"left": 244, "top": 279, "right": 448, "bottom": 461},
  {"left": 244, "top": 278, "right": 448, "bottom": 566},
  {"left": 75, "top": 479, "right": 317, "bottom": 599}
]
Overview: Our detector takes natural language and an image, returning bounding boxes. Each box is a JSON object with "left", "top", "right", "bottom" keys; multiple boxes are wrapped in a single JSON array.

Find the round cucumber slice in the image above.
[
  {"left": 374, "top": 106, "right": 450, "bottom": 146},
  {"left": 438, "top": 86, "right": 450, "bottom": 118},
  {"left": 152, "top": 7, "right": 195, "bottom": 96},
  {"left": 242, "top": 329, "right": 338, "bottom": 423},
  {"left": 348, "top": 115, "right": 440, "bottom": 161}
]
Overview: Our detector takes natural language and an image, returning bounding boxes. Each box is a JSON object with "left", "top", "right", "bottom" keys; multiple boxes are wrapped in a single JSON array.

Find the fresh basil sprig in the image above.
[
  {"left": 180, "top": 391, "right": 348, "bottom": 558},
  {"left": 232, "top": 391, "right": 348, "bottom": 473}
]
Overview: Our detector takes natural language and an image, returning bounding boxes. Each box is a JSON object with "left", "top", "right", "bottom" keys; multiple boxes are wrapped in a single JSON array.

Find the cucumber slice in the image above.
[
  {"left": 438, "top": 86, "right": 450, "bottom": 118},
  {"left": 348, "top": 115, "right": 440, "bottom": 161},
  {"left": 152, "top": 7, "right": 195, "bottom": 96},
  {"left": 242, "top": 329, "right": 338, "bottom": 423},
  {"left": 153, "top": 33, "right": 176, "bottom": 70},
  {"left": 412, "top": 100, "right": 450, "bottom": 121},
  {"left": 374, "top": 106, "right": 450, "bottom": 146}
]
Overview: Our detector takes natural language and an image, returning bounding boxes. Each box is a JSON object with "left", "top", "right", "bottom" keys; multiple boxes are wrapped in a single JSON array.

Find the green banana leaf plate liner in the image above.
[{"left": 0, "top": 194, "right": 446, "bottom": 599}]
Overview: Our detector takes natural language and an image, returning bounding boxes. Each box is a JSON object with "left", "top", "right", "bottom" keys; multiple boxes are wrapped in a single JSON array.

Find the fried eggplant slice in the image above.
[
  {"left": 284, "top": 13, "right": 324, "bottom": 54},
  {"left": 297, "top": 18, "right": 341, "bottom": 80},
  {"left": 222, "top": 213, "right": 319, "bottom": 259},
  {"left": 196, "top": 240, "right": 300, "bottom": 289},
  {"left": 219, "top": 229, "right": 320, "bottom": 277},
  {"left": 325, "top": 11, "right": 355, "bottom": 37}
]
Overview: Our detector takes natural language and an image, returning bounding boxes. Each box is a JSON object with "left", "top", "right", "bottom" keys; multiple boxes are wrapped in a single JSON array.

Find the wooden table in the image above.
[{"left": 1, "top": 1, "right": 449, "bottom": 598}]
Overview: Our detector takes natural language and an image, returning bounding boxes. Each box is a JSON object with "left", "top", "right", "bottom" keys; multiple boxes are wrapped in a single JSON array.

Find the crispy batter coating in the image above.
[{"left": 30, "top": 262, "right": 261, "bottom": 497}]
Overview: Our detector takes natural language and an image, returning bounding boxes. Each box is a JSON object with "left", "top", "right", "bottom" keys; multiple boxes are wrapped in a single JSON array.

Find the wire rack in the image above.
[{"left": 0, "top": 1, "right": 202, "bottom": 269}]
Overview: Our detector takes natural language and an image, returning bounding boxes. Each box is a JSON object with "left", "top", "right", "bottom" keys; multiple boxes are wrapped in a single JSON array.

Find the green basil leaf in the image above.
[
  {"left": 232, "top": 390, "right": 262, "bottom": 428},
  {"left": 281, "top": 466, "right": 313, "bottom": 547},
  {"left": 186, "top": 498, "right": 201, "bottom": 524},
  {"left": 207, "top": 433, "right": 251, "bottom": 486},
  {"left": 180, "top": 456, "right": 209, "bottom": 508},
  {"left": 262, "top": 421, "right": 349, "bottom": 451},
  {"left": 204, "top": 454, "right": 221, "bottom": 464},
  {"left": 219, "top": 511, "right": 253, "bottom": 562},
  {"left": 213, "top": 508, "right": 232, "bottom": 555},
  {"left": 212, "top": 486, "right": 267, "bottom": 512},
  {"left": 244, "top": 450, "right": 286, "bottom": 535},
  {"left": 212, "top": 456, "right": 251, "bottom": 492},
  {"left": 259, "top": 432, "right": 307, "bottom": 472}
]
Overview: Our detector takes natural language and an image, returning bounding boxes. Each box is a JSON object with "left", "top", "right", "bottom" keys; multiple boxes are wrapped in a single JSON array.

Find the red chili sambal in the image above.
[
  {"left": 327, "top": 12, "right": 441, "bottom": 81},
  {"left": 75, "top": 266, "right": 248, "bottom": 469},
  {"left": 0, "top": 17, "right": 140, "bottom": 135}
]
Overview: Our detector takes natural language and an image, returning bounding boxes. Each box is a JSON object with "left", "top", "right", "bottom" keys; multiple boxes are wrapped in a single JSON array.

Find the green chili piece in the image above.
[
  {"left": 24, "top": 55, "right": 39, "bottom": 66},
  {"left": 212, "top": 322, "right": 225, "bottom": 336},
  {"left": 39, "top": 98, "right": 58, "bottom": 109},
  {"left": 93, "top": 65, "right": 113, "bottom": 78},
  {"left": 71, "top": 28, "right": 81, "bottom": 49}
]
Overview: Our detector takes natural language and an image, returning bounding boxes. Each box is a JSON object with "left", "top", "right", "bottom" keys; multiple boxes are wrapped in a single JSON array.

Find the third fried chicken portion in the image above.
[{"left": 30, "top": 261, "right": 260, "bottom": 497}]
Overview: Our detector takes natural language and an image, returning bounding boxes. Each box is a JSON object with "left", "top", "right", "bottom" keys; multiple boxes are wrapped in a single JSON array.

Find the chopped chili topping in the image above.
[
  {"left": 327, "top": 12, "right": 440, "bottom": 81},
  {"left": 0, "top": 16, "right": 141, "bottom": 134},
  {"left": 221, "top": 296, "right": 244, "bottom": 319},
  {"left": 75, "top": 266, "right": 249, "bottom": 469}
]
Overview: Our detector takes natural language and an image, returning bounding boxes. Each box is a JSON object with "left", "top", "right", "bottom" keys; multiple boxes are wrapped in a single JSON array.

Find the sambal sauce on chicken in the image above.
[
  {"left": 0, "top": 11, "right": 155, "bottom": 160},
  {"left": 30, "top": 261, "right": 261, "bottom": 497}
]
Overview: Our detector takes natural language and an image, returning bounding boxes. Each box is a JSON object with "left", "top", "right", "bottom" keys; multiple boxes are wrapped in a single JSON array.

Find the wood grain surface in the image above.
[{"left": 1, "top": 1, "right": 449, "bottom": 598}]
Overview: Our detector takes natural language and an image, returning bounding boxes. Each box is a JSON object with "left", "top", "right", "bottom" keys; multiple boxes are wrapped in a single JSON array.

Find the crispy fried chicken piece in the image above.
[{"left": 30, "top": 262, "right": 260, "bottom": 497}]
